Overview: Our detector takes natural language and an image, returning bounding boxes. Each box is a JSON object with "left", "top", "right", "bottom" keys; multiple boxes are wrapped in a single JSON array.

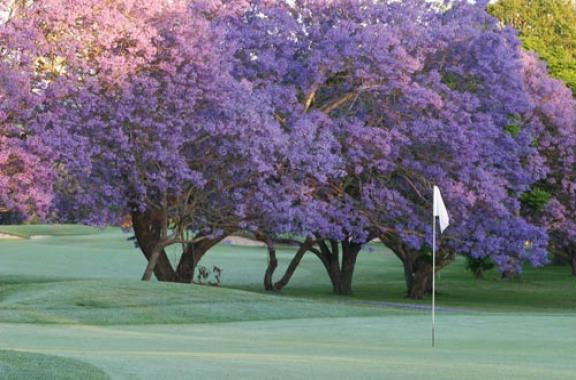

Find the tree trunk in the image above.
[
  {"left": 406, "top": 259, "right": 433, "bottom": 299},
  {"left": 175, "top": 245, "right": 195, "bottom": 283},
  {"left": 401, "top": 256, "right": 414, "bottom": 293},
  {"left": 549, "top": 241, "right": 576, "bottom": 276},
  {"left": 551, "top": 254, "right": 567, "bottom": 266},
  {"left": 272, "top": 240, "right": 312, "bottom": 291},
  {"left": 259, "top": 238, "right": 364, "bottom": 295},
  {"left": 501, "top": 270, "right": 520, "bottom": 280},
  {"left": 565, "top": 245, "right": 576, "bottom": 277},
  {"left": 339, "top": 241, "right": 362, "bottom": 295},
  {"left": 175, "top": 237, "right": 225, "bottom": 283},
  {"left": 473, "top": 267, "right": 485, "bottom": 279},
  {"left": 142, "top": 246, "right": 163, "bottom": 281},
  {"left": 323, "top": 240, "right": 342, "bottom": 294},
  {"left": 313, "top": 239, "right": 363, "bottom": 296},
  {"left": 264, "top": 241, "right": 278, "bottom": 291},
  {"left": 132, "top": 210, "right": 176, "bottom": 282},
  {"left": 381, "top": 234, "right": 450, "bottom": 300}
]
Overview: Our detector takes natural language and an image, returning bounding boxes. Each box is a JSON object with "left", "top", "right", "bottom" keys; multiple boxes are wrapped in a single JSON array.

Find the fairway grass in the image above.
[
  {"left": 0, "top": 279, "right": 404, "bottom": 325},
  {"left": 1, "top": 226, "right": 575, "bottom": 379},
  {"left": 0, "top": 224, "right": 100, "bottom": 239}
]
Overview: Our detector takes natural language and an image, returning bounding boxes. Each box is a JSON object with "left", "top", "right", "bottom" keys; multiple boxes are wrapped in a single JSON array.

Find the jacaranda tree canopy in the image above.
[{"left": 0, "top": 0, "right": 574, "bottom": 297}]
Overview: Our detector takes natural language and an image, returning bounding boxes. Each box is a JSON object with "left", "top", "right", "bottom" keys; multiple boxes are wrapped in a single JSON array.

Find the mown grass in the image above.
[
  {"left": 0, "top": 279, "right": 405, "bottom": 325},
  {"left": 0, "top": 225, "right": 575, "bottom": 379},
  {"left": 1, "top": 314, "right": 575, "bottom": 380},
  {"left": 0, "top": 224, "right": 100, "bottom": 239},
  {"left": 0, "top": 225, "right": 574, "bottom": 314},
  {"left": 198, "top": 241, "right": 576, "bottom": 314}
]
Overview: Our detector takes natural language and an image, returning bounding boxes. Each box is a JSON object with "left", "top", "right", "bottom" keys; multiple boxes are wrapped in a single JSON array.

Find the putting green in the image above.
[
  {"left": 0, "top": 315, "right": 574, "bottom": 379},
  {"left": 0, "top": 227, "right": 575, "bottom": 379}
]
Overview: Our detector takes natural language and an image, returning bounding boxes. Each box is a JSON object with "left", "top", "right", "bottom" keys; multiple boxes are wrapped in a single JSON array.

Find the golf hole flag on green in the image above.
[
  {"left": 433, "top": 186, "right": 450, "bottom": 234},
  {"left": 432, "top": 185, "right": 450, "bottom": 347}
]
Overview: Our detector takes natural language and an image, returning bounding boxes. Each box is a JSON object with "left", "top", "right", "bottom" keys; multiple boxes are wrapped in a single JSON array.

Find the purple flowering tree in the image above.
[
  {"left": 520, "top": 52, "right": 576, "bottom": 276},
  {"left": 0, "top": 0, "right": 283, "bottom": 281},
  {"left": 229, "top": 0, "right": 552, "bottom": 297}
]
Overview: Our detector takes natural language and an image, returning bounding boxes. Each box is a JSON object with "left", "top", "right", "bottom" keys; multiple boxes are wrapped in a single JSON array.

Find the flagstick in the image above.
[
  {"left": 431, "top": 185, "right": 448, "bottom": 348},
  {"left": 432, "top": 213, "right": 436, "bottom": 348}
]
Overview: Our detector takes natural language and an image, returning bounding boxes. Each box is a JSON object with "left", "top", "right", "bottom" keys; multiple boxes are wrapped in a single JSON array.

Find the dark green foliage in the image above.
[
  {"left": 418, "top": 244, "right": 433, "bottom": 264},
  {"left": 465, "top": 256, "right": 495, "bottom": 279},
  {"left": 441, "top": 72, "right": 480, "bottom": 93},
  {"left": 489, "top": 0, "right": 576, "bottom": 94},
  {"left": 520, "top": 187, "right": 552, "bottom": 212},
  {"left": 505, "top": 114, "right": 523, "bottom": 138},
  {"left": 505, "top": 124, "right": 521, "bottom": 138}
]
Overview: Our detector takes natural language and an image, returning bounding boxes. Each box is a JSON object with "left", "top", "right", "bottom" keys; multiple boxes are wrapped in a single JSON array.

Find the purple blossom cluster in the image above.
[{"left": 0, "top": 55, "right": 54, "bottom": 218}]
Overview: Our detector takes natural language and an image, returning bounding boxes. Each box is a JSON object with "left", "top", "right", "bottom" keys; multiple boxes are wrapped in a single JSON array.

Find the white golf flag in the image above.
[{"left": 433, "top": 186, "right": 449, "bottom": 233}]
